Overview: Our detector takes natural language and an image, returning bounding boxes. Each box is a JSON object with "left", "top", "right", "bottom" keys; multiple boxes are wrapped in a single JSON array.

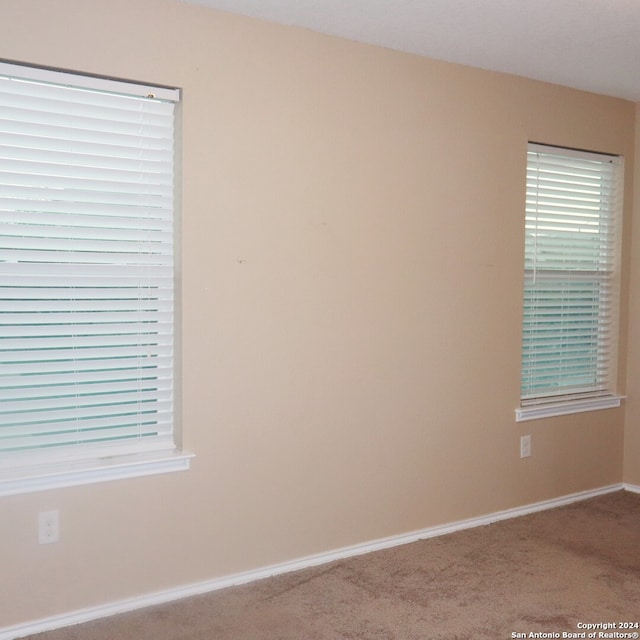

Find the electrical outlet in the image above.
[
  {"left": 520, "top": 435, "right": 531, "bottom": 458},
  {"left": 38, "top": 510, "right": 60, "bottom": 544}
]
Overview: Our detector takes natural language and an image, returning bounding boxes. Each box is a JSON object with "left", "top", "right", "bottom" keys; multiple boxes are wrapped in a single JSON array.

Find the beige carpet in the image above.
[{"left": 25, "top": 490, "right": 640, "bottom": 640}]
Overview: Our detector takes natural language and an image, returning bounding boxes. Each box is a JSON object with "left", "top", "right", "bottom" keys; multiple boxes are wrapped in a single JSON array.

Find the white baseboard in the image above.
[{"left": 0, "top": 482, "right": 626, "bottom": 640}]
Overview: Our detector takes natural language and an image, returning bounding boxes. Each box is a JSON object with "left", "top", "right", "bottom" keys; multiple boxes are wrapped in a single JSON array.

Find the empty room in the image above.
[{"left": 1, "top": 1, "right": 640, "bottom": 638}]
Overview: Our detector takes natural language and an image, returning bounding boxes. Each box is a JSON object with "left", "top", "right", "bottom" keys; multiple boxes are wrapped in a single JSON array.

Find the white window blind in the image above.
[
  {"left": 0, "top": 62, "right": 187, "bottom": 490},
  {"left": 520, "top": 143, "right": 622, "bottom": 412}
]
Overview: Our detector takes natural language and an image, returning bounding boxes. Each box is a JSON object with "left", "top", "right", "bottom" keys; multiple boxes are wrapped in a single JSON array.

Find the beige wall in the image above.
[
  {"left": 624, "top": 103, "right": 640, "bottom": 485},
  {"left": 0, "top": 0, "right": 636, "bottom": 628}
]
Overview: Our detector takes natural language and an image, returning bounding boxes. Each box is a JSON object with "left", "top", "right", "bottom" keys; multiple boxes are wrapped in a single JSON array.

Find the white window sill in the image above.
[
  {"left": 515, "top": 395, "right": 624, "bottom": 422},
  {"left": 0, "top": 450, "right": 195, "bottom": 497}
]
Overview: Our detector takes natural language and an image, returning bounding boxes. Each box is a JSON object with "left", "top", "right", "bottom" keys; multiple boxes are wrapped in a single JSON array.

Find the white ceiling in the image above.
[{"left": 184, "top": 0, "right": 640, "bottom": 102}]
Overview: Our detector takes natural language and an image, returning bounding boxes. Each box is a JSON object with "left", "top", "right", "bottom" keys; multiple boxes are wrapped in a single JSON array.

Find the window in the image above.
[
  {"left": 0, "top": 62, "right": 191, "bottom": 495},
  {"left": 516, "top": 143, "right": 624, "bottom": 421}
]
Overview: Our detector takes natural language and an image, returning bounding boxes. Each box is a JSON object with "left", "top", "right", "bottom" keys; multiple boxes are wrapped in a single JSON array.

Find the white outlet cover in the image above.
[{"left": 38, "top": 510, "right": 60, "bottom": 544}]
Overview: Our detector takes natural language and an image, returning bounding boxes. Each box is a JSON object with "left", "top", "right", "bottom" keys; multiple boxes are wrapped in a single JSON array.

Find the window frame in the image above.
[
  {"left": 0, "top": 62, "right": 192, "bottom": 495},
  {"left": 516, "top": 142, "right": 625, "bottom": 422}
]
